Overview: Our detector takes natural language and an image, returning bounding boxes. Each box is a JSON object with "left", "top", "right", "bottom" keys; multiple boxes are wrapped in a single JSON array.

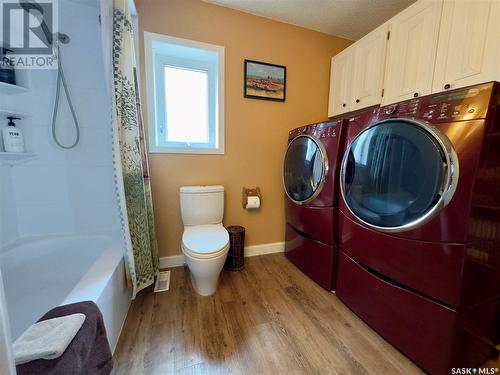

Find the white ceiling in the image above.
[{"left": 203, "top": 0, "right": 415, "bottom": 40}]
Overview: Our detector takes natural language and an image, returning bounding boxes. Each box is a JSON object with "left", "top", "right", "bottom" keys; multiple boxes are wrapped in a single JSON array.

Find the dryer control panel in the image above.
[{"left": 379, "top": 82, "right": 496, "bottom": 123}]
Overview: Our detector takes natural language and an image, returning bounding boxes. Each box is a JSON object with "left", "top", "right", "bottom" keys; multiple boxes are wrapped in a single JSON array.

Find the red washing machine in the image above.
[
  {"left": 283, "top": 119, "right": 347, "bottom": 290},
  {"left": 336, "top": 82, "right": 500, "bottom": 374}
]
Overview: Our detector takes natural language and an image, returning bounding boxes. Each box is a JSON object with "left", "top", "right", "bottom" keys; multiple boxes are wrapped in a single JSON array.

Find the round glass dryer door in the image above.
[
  {"left": 341, "top": 119, "right": 458, "bottom": 232},
  {"left": 283, "top": 135, "right": 328, "bottom": 204}
]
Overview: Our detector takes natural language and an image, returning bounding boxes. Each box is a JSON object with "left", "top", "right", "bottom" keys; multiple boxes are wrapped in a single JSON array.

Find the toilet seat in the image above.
[{"left": 182, "top": 225, "right": 230, "bottom": 259}]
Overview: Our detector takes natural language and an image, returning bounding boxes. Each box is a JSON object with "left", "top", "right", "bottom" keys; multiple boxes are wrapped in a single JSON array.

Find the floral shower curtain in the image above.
[{"left": 112, "top": 0, "right": 159, "bottom": 298}]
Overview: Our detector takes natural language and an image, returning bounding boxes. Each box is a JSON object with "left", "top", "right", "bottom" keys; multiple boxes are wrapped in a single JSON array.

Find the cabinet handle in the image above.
[
  {"left": 342, "top": 103, "right": 346, "bottom": 107},
  {"left": 413, "top": 92, "right": 419, "bottom": 98},
  {"left": 355, "top": 99, "right": 360, "bottom": 103},
  {"left": 444, "top": 83, "right": 451, "bottom": 90}
]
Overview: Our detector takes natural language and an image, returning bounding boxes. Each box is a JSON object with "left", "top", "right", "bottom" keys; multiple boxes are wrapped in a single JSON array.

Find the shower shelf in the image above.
[
  {"left": 0, "top": 152, "right": 36, "bottom": 166},
  {"left": 0, "top": 109, "right": 31, "bottom": 119},
  {"left": 0, "top": 81, "right": 28, "bottom": 95}
]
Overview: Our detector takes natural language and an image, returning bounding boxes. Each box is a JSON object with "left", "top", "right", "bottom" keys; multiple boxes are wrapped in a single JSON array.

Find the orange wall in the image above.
[{"left": 136, "top": 0, "right": 352, "bottom": 257}]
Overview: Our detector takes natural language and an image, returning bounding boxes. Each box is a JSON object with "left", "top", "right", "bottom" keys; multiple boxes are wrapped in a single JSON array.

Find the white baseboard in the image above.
[
  {"left": 159, "top": 241, "right": 285, "bottom": 269},
  {"left": 244, "top": 241, "right": 285, "bottom": 257},
  {"left": 159, "top": 254, "right": 185, "bottom": 269}
]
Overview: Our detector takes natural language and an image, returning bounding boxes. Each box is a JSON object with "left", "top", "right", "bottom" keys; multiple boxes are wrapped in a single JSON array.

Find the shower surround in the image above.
[{"left": 0, "top": 0, "right": 130, "bottom": 356}]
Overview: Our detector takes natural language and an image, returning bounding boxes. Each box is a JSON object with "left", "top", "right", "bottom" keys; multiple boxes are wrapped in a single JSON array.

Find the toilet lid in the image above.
[{"left": 182, "top": 225, "right": 229, "bottom": 258}]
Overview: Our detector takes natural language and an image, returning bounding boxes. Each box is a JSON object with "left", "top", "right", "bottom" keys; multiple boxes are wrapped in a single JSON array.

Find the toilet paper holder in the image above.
[{"left": 242, "top": 187, "right": 262, "bottom": 209}]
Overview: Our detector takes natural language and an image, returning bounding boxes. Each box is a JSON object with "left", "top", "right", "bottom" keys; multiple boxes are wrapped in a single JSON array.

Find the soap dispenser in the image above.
[{"left": 2, "top": 117, "right": 25, "bottom": 153}]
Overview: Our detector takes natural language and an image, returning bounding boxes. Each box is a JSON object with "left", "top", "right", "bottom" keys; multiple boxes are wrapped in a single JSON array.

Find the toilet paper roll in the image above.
[{"left": 246, "top": 196, "right": 260, "bottom": 209}]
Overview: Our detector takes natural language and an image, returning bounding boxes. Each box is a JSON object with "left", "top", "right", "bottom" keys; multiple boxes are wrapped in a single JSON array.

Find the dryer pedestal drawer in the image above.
[
  {"left": 339, "top": 211, "right": 465, "bottom": 307},
  {"left": 336, "top": 251, "right": 494, "bottom": 374},
  {"left": 285, "top": 224, "right": 336, "bottom": 290}
]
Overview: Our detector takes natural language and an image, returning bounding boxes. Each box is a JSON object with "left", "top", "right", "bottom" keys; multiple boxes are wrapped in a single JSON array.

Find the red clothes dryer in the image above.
[
  {"left": 336, "top": 82, "right": 500, "bottom": 374},
  {"left": 283, "top": 119, "right": 347, "bottom": 290}
]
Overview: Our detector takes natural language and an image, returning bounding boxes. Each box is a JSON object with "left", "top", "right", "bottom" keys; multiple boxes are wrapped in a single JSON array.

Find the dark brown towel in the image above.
[{"left": 16, "top": 301, "right": 113, "bottom": 375}]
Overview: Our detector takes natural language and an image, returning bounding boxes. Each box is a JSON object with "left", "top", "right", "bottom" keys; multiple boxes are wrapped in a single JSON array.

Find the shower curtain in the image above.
[{"left": 112, "top": 0, "right": 159, "bottom": 298}]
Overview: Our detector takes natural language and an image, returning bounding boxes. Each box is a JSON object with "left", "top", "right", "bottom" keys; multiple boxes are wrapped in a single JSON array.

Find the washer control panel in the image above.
[
  {"left": 288, "top": 126, "right": 307, "bottom": 140},
  {"left": 309, "top": 121, "right": 339, "bottom": 139},
  {"left": 288, "top": 120, "right": 340, "bottom": 140}
]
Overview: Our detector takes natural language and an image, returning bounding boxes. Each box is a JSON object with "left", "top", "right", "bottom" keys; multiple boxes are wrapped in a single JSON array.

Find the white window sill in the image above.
[{"left": 148, "top": 146, "right": 225, "bottom": 155}]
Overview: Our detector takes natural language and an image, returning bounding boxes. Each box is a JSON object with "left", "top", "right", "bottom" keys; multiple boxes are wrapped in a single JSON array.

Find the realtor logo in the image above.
[
  {"left": 0, "top": 0, "right": 58, "bottom": 68},
  {"left": 451, "top": 368, "right": 500, "bottom": 375}
]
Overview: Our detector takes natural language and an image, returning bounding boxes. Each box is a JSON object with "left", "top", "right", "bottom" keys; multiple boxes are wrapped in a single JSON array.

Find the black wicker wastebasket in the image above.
[{"left": 225, "top": 226, "right": 245, "bottom": 271}]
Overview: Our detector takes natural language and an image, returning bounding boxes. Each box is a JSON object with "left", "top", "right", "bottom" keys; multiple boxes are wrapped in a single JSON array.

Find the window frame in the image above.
[
  {"left": 156, "top": 58, "right": 214, "bottom": 149},
  {"left": 144, "top": 32, "right": 225, "bottom": 155}
]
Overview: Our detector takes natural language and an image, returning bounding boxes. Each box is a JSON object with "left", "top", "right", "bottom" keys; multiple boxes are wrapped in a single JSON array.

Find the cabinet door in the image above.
[
  {"left": 382, "top": 0, "right": 443, "bottom": 105},
  {"left": 328, "top": 48, "right": 354, "bottom": 117},
  {"left": 432, "top": 0, "right": 500, "bottom": 92},
  {"left": 351, "top": 23, "right": 388, "bottom": 111}
]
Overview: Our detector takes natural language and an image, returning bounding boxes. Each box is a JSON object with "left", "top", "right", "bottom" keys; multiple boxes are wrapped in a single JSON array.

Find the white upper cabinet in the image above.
[
  {"left": 382, "top": 0, "right": 443, "bottom": 105},
  {"left": 328, "top": 48, "right": 354, "bottom": 117},
  {"left": 351, "top": 23, "right": 389, "bottom": 111},
  {"left": 432, "top": 0, "right": 500, "bottom": 93},
  {"left": 328, "top": 23, "right": 388, "bottom": 117},
  {"left": 327, "top": 0, "right": 500, "bottom": 117}
]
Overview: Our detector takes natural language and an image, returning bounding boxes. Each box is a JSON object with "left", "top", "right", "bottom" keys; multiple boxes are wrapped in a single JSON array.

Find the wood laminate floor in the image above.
[{"left": 112, "top": 254, "right": 497, "bottom": 374}]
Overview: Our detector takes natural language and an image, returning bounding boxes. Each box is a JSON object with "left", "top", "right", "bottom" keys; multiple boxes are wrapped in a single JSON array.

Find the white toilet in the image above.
[{"left": 180, "top": 185, "right": 230, "bottom": 296}]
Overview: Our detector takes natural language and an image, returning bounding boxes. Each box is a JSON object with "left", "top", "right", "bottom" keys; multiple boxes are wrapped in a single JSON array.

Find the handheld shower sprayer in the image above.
[{"left": 20, "top": 1, "right": 80, "bottom": 150}]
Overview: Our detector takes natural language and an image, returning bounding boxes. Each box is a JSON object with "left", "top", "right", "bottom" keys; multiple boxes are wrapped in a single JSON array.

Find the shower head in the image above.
[{"left": 19, "top": 1, "right": 70, "bottom": 45}]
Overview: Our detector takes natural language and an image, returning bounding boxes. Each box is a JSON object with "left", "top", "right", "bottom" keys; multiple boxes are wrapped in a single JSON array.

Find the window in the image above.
[{"left": 144, "top": 32, "right": 224, "bottom": 154}]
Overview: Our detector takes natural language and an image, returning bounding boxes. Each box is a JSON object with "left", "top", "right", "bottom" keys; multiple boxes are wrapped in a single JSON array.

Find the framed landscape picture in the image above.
[{"left": 244, "top": 59, "right": 286, "bottom": 102}]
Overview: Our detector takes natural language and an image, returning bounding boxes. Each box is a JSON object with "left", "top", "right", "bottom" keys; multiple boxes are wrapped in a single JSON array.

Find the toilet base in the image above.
[
  {"left": 183, "top": 248, "right": 229, "bottom": 296},
  {"left": 190, "top": 272, "right": 219, "bottom": 296}
]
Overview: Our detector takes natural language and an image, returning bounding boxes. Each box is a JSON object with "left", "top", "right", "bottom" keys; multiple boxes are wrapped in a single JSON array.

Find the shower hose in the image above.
[{"left": 52, "top": 43, "right": 81, "bottom": 149}]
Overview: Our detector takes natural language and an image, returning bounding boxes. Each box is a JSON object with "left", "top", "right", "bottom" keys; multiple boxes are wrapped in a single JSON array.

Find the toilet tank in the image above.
[{"left": 180, "top": 185, "right": 224, "bottom": 226}]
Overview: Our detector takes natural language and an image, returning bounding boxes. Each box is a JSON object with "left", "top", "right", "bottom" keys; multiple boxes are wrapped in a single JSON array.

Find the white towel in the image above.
[{"left": 13, "top": 313, "right": 86, "bottom": 365}]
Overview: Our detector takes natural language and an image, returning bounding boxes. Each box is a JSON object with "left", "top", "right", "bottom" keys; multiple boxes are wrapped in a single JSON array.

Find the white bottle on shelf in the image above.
[{"left": 2, "top": 117, "right": 25, "bottom": 153}]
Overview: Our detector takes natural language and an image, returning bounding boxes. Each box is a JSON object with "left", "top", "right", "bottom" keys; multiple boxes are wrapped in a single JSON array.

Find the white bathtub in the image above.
[{"left": 0, "top": 234, "right": 131, "bottom": 352}]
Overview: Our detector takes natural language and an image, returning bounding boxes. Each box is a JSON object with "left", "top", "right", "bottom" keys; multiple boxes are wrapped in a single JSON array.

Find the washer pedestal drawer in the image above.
[
  {"left": 284, "top": 224, "right": 336, "bottom": 291},
  {"left": 285, "top": 200, "right": 334, "bottom": 245}
]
